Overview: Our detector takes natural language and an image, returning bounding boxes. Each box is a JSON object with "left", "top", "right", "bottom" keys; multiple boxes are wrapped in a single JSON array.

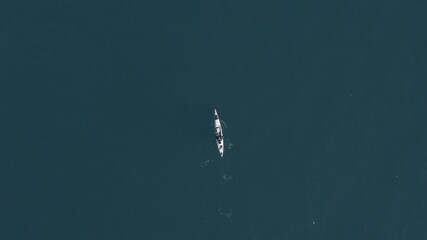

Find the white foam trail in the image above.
[
  {"left": 218, "top": 207, "right": 233, "bottom": 218},
  {"left": 221, "top": 120, "right": 228, "bottom": 129},
  {"left": 200, "top": 159, "right": 213, "bottom": 168}
]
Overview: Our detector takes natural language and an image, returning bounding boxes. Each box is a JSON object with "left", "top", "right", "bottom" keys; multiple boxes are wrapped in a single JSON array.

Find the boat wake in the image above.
[
  {"left": 218, "top": 207, "right": 233, "bottom": 218},
  {"left": 221, "top": 120, "right": 228, "bottom": 129},
  {"left": 222, "top": 174, "right": 233, "bottom": 182},
  {"left": 217, "top": 154, "right": 237, "bottom": 218},
  {"left": 199, "top": 158, "right": 213, "bottom": 168}
]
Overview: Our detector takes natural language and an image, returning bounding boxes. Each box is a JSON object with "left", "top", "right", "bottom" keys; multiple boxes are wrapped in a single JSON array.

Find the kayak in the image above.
[{"left": 213, "top": 109, "right": 224, "bottom": 157}]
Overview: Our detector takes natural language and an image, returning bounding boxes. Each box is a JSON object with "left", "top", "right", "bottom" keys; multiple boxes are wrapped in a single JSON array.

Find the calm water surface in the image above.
[{"left": 1, "top": 1, "right": 427, "bottom": 239}]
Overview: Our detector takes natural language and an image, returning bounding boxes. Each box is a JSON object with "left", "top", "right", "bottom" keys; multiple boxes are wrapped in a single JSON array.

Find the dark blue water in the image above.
[{"left": 2, "top": 1, "right": 427, "bottom": 239}]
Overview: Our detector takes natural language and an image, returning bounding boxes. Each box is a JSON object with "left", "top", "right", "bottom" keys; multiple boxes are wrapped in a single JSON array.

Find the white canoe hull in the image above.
[{"left": 214, "top": 109, "right": 224, "bottom": 157}]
